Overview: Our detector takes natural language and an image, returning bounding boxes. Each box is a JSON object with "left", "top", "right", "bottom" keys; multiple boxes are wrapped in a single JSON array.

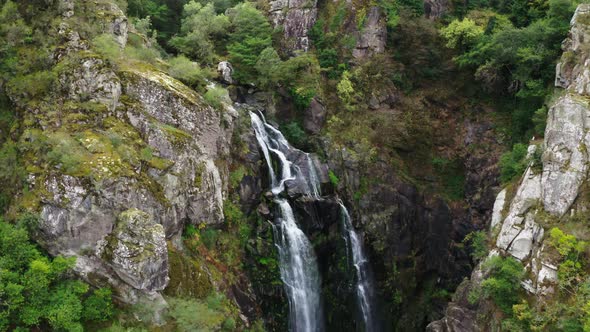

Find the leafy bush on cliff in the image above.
[
  {"left": 479, "top": 255, "right": 525, "bottom": 313},
  {"left": 170, "top": 1, "right": 230, "bottom": 64},
  {"left": 0, "top": 220, "right": 114, "bottom": 331},
  {"left": 499, "top": 143, "right": 529, "bottom": 183}
]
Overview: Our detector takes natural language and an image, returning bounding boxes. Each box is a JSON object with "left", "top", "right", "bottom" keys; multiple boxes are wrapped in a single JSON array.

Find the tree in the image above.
[
  {"left": 226, "top": 2, "right": 272, "bottom": 82},
  {"left": 337, "top": 70, "right": 355, "bottom": 109},
  {"left": 440, "top": 18, "right": 484, "bottom": 50},
  {"left": 169, "top": 1, "right": 229, "bottom": 64},
  {"left": 0, "top": 220, "right": 114, "bottom": 330}
]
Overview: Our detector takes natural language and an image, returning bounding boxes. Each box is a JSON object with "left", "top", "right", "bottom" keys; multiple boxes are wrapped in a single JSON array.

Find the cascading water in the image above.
[
  {"left": 339, "top": 202, "right": 379, "bottom": 332},
  {"left": 250, "top": 112, "right": 323, "bottom": 332}
]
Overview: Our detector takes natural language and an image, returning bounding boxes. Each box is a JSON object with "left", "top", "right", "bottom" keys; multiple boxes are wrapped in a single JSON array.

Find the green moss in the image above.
[
  {"left": 164, "top": 245, "right": 213, "bottom": 298},
  {"left": 159, "top": 123, "right": 192, "bottom": 147}
]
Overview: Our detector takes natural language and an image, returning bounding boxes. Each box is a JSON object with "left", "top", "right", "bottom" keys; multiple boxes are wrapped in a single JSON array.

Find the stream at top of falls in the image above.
[{"left": 250, "top": 111, "right": 378, "bottom": 332}]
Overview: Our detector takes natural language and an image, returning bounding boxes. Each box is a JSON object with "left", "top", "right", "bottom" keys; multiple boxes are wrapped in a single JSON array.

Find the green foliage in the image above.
[
  {"left": 223, "top": 200, "right": 244, "bottom": 225},
  {"left": 227, "top": 2, "right": 272, "bottom": 82},
  {"left": 328, "top": 170, "right": 340, "bottom": 186},
  {"left": 442, "top": 0, "right": 576, "bottom": 139},
  {"left": 167, "top": 294, "right": 232, "bottom": 332},
  {"left": 549, "top": 227, "right": 587, "bottom": 257},
  {"left": 0, "top": 220, "right": 114, "bottom": 330},
  {"left": 0, "top": 141, "right": 24, "bottom": 213},
  {"left": 440, "top": 18, "right": 484, "bottom": 49},
  {"left": 204, "top": 85, "right": 229, "bottom": 109},
  {"left": 82, "top": 288, "right": 114, "bottom": 322},
  {"left": 127, "top": 0, "right": 188, "bottom": 45},
  {"left": 183, "top": 224, "right": 198, "bottom": 239},
  {"left": 167, "top": 55, "right": 210, "bottom": 89},
  {"left": 532, "top": 105, "right": 548, "bottom": 136},
  {"left": 337, "top": 70, "right": 356, "bottom": 110},
  {"left": 170, "top": 1, "right": 230, "bottom": 64},
  {"left": 229, "top": 166, "right": 247, "bottom": 188},
  {"left": 499, "top": 143, "right": 529, "bottom": 183},
  {"left": 200, "top": 228, "right": 219, "bottom": 250},
  {"left": 281, "top": 122, "right": 307, "bottom": 148},
  {"left": 93, "top": 34, "right": 124, "bottom": 60},
  {"left": 463, "top": 231, "right": 488, "bottom": 261},
  {"left": 478, "top": 255, "right": 525, "bottom": 313}
]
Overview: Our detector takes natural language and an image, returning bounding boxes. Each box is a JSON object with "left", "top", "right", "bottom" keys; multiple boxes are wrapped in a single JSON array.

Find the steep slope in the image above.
[
  {"left": 3, "top": 0, "right": 238, "bottom": 320},
  {"left": 428, "top": 4, "right": 590, "bottom": 331}
]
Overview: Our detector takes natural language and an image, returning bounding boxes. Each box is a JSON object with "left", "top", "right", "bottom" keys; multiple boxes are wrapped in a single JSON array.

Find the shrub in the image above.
[
  {"left": 479, "top": 256, "right": 525, "bottom": 313},
  {"left": 0, "top": 220, "right": 114, "bottom": 330},
  {"left": 463, "top": 231, "right": 488, "bottom": 261},
  {"left": 167, "top": 55, "right": 209, "bottom": 89},
  {"left": 328, "top": 170, "right": 340, "bottom": 186},
  {"left": 281, "top": 122, "right": 307, "bottom": 147},
  {"left": 169, "top": 2, "right": 229, "bottom": 64},
  {"left": 499, "top": 143, "right": 529, "bottom": 183},
  {"left": 200, "top": 228, "right": 219, "bottom": 249},
  {"left": 204, "top": 85, "right": 229, "bottom": 109},
  {"left": 167, "top": 296, "right": 228, "bottom": 332},
  {"left": 92, "top": 34, "right": 122, "bottom": 60},
  {"left": 227, "top": 2, "right": 272, "bottom": 82}
]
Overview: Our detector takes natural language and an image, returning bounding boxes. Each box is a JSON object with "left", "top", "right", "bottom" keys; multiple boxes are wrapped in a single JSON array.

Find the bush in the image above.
[
  {"left": 92, "top": 34, "right": 122, "bottom": 60},
  {"left": 328, "top": 170, "right": 340, "bottom": 186},
  {"left": 200, "top": 228, "right": 219, "bottom": 249},
  {"left": 479, "top": 256, "right": 525, "bottom": 313},
  {"left": 169, "top": 2, "right": 229, "bottom": 64},
  {"left": 463, "top": 231, "right": 488, "bottom": 261},
  {"left": 168, "top": 55, "right": 209, "bottom": 89},
  {"left": 0, "top": 141, "right": 24, "bottom": 212},
  {"left": 0, "top": 220, "right": 114, "bottom": 330},
  {"left": 281, "top": 122, "right": 307, "bottom": 148},
  {"left": 168, "top": 294, "right": 235, "bottom": 332},
  {"left": 204, "top": 85, "right": 229, "bottom": 109},
  {"left": 227, "top": 2, "right": 272, "bottom": 82},
  {"left": 499, "top": 143, "right": 529, "bottom": 183}
]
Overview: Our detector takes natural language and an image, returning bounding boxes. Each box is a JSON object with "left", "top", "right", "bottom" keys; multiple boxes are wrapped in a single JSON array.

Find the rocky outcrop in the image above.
[
  {"left": 269, "top": 0, "right": 318, "bottom": 52},
  {"left": 303, "top": 97, "right": 326, "bottom": 134},
  {"left": 10, "top": 1, "right": 235, "bottom": 313},
  {"left": 103, "top": 209, "right": 169, "bottom": 292},
  {"left": 353, "top": 7, "right": 386, "bottom": 60},
  {"left": 217, "top": 61, "right": 234, "bottom": 84},
  {"left": 424, "top": 0, "right": 448, "bottom": 19},
  {"left": 430, "top": 5, "right": 590, "bottom": 329}
]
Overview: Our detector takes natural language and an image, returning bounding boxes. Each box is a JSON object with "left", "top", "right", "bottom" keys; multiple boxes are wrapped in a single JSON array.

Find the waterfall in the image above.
[
  {"left": 250, "top": 112, "right": 323, "bottom": 332},
  {"left": 339, "top": 202, "right": 379, "bottom": 332}
]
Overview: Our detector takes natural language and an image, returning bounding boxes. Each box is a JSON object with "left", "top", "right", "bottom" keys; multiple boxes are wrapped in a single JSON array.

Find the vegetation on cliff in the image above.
[{"left": 0, "top": 0, "right": 586, "bottom": 330}]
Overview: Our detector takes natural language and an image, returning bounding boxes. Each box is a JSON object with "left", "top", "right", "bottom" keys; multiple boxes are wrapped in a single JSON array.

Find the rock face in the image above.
[
  {"left": 217, "top": 61, "right": 234, "bottom": 84},
  {"left": 303, "top": 97, "right": 326, "bottom": 134},
  {"left": 269, "top": 0, "right": 318, "bottom": 52},
  {"left": 352, "top": 7, "right": 387, "bottom": 60},
  {"left": 424, "top": 0, "right": 448, "bottom": 19},
  {"left": 10, "top": 1, "right": 234, "bottom": 312},
  {"left": 429, "top": 5, "right": 590, "bottom": 329},
  {"left": 104, "top": 209, "right": 169, "bottom": 292}
]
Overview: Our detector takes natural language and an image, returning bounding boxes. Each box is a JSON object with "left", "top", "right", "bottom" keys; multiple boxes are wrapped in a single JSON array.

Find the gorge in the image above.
[{"left": 0, "top": 0, "right": 588, "bottom": 331}]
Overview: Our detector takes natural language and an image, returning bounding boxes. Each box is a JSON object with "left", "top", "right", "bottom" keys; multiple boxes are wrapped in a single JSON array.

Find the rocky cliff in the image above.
[
  {"left": 428, "top": 4, "right": 590, "bottom": 331},
  {"left": 5, "top": 0, "right": 237, "bottom": 319}
]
